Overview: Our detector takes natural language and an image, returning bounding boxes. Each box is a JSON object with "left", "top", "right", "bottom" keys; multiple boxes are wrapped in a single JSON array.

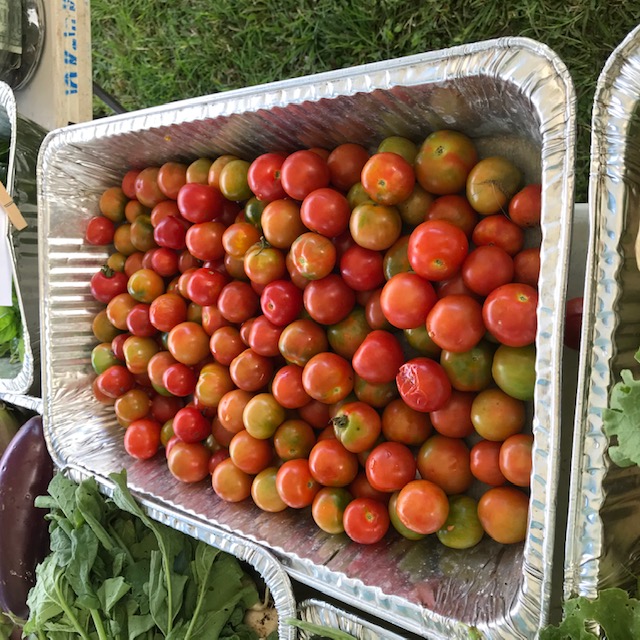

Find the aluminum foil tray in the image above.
[
  {"left": 38, "top": 37, "right": 576, "bottom": 639},
  {"left": 564, "top": 24, "right": 640, "bottom": 600},
  {"left": 0, "top": 80, "right": 46, "bottom": 397},
  {"left": 297, "top": 598, "right": 409, "bottom": 640}
]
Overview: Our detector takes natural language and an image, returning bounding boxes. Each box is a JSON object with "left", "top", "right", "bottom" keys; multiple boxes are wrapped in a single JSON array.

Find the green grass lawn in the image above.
[{"left": 90, "top": 0, "right": 640, "bottom": 201}]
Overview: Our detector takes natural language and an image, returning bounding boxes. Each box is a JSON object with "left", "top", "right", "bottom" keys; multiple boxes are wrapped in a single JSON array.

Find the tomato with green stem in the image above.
[{"left": 331, "top": 401, "right": 381, "bottom": 453}]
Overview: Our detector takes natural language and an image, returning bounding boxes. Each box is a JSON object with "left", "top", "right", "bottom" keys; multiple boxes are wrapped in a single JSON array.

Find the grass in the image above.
[{"left": 90, "top": 0, "right": 640, "bottom": 201}]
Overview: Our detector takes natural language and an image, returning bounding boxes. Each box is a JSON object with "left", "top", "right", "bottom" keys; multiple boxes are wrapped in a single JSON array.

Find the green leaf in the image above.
[
  {"left": 540, "top": 588, "right": 640, "bottom": 640},
  {"left": 49, "top": 520, "right": 74, "bottom": 567},
  {"left": 123, "top": 559, "right": 152, "bottom": 614},
  {"left": 0, "top": 303, "right": 19, "bottom": 346},
  {"left": 148, "top": 550, "right": 169, "bottom": 635},
  {"left": 128, "top": 614, "right": 155, "bottom": 640},
  {"left": 44, "top": 473, "right": 82, "bottom": 527},
  {"left": 194, "top": 543, "right": 221, "bottom": 583},
  {"left": 603, "top": 369, "right": 640, "bottom": 467},
  {"left": 75, "top": 479, "right": 118, "bottom": 553},
  {"left": 66, "top": 524, "right": 100, "bottom": 605},
  {"left": 97, "top": 577, "right": 131, "bottom": 613},
  {"left": 129, "top": 529, "right": 159, "bottom": 562}
]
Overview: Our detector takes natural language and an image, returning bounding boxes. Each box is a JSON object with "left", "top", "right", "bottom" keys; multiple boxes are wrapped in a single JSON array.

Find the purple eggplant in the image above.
[{"left": 0, "top": 416, "right": 53, "bottom": 618}]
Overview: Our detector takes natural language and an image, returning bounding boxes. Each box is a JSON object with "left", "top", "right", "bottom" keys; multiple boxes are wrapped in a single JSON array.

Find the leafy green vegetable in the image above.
[
  {"left": 540, "top": 588, "right": 640, "bottom": 639},
  {"left": 0, "top": 287, "right": 22, "bottom": 364},
  {"left": 23, "top": 470, "right": 272, "bottom": 640},
  {"left": 603, "top": 364, "right": 640, "bottom": 467}
]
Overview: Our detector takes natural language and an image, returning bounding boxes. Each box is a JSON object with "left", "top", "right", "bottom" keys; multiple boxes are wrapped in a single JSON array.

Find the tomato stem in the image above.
[{"left": 331, "top": 415, "right": 348, "bottom": 430}]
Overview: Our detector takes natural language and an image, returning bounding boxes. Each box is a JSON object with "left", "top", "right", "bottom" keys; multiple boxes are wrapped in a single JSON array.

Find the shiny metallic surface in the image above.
[
  {"left": 298, "top": 598, "right": 408, "bottom": 640},
  {"left": 0, "top": 391, "right": 42, "bottom": 413},
  {"left": 0, "top": 80, "right": 46, "bottom": 397},
  {"left": 564, "top": 24, "right": 640, "bottom": 600},
  {"left": 39, "top": 38, "right": 576, "bottom": 638}
]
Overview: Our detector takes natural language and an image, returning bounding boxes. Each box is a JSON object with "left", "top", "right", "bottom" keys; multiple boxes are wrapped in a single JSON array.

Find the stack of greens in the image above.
[{"left": 17, "top": 471, "right": 278, "bottom": 640}]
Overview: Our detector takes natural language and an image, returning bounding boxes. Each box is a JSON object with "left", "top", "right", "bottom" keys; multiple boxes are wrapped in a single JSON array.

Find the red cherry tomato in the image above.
[
  {"left": 342, "top": 497, "right": 390, "bottom": 544},
  {"left": 177, "top": 183, "right": 225, "bottom": 223},
  {"left": 339, "top": 245, "right": 385, "bottom": 292},
  {"left": 365, "top": 441, "right": 416, "bottom": 493},
  {"left": 247, "top": 152, "right": 287, "bottom": 202},
  {"left": 303, "top": 274, "right": 356, "bottom": 325},
  {"left": 425, "top": 295, "right": 485, "bottom": 353},
  {"left": 513, "top": 247, "right": 540, "bottom": 288},
  {"left": 260, "top": 279, "right": 303, "bottom": 327},
  {"left": 247, "top": 315, "right": 283, "bottom": 357},
  {"left": 396, "top": 357, "right": 452, "bottom": 412},
  {"left": 90, "top": 267, "right": 128, "bottom": 304},
  {"left": 508, "top": 184, "right": 542, "bottom": 228},
  {"left": 124, "top": 418, "right": 162, "bottom": 460},
  {"left": 471, "top": 214, "right": 525, "bottom": 256},
  {"left": 86, "top": 216, "right": 115, "bottom": 245},
  {"left": 482, "top": 283, "right": 538, "bottom": 347},
  {"left": 275, "top": 458, "right": 321, "bottom": 508},
  {"left": 360, "top": 152, "right": 415, "bottom": 206},
  {"left": 125, "top": 303, "right": 156, "bottom": 337},
  {"left": 395, "top": 479, "right": 449, "bottom": 534},
  {"left": 352, "top": 330, "right": 404, "bottom": 385},
  {"left": 425, "top": 195, "right": 478, "bottom": 237},
  {"left": 162, "top": 363, "right": 197, "bottom": 397},
  {"left": 301, "top": 188, "right": 351, "bottom": 237},
  {"left": 408, "top": 220, "right": 469, "bottom": 282},
  {"left": 470, "top": 440, "right": 507, "bottom": 486},
  {"left": 170, "top": 406, "right": 211, "bottom": 443},
  {"left": 121, "top": 169, "right": 139, "bottom": 199},
  {"left": 461, "top": 245, "right": 515, "bottom": 297},
  {"left": 499, "top": 433, "right": 533, "bottom": 487},
  {"left": 380, "top": 272, "right": 437, "bottom": 330},
  {"left": 308, "top": 438, "right": 359, "bottom": 487},
  {"left": 327, "top": 143, "right": 370, "bottom": 192},
  {"left": 153, "top": 215, "right": 190, "bottom": 250},
  {"left": 184, "top": 268, "right": 227, "bottom": 306},
  {"left": 168, "top": 441, "right": 211, "bottom": 483},
  {"left": 280, "top": 150, "right": 331, "bottom": 201}
]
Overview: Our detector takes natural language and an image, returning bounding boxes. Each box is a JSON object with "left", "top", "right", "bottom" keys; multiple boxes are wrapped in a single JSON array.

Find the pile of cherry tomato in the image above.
[{"left": 86, "top": 129, "right": 544, "bottom": 548}]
